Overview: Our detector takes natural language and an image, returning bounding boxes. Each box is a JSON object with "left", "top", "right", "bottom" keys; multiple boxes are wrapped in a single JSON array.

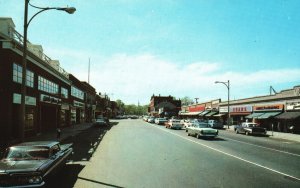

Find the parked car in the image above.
[
  {"left": 235, "top": 122, "right": 267, "bottom": 136},
  {"left": 155, "top": 118, "right": 168, "bottom": 125},
  {"left": 165, "top": 119, "right": 183, "bottom": 129},
  {"left": 0, "top": 141, "right": 73, "bottom": 187},
  {"left": 181, "top": 119, "right": 195, "bottom": 132},
  {"left": 147, "top": 117, "right": 155, "bottom": 123},
  {"left": 143, "top": 116, "right": 150, "bottom": 122},
  {"left": 187, "top": 122, "right": 218, "bottom": 139},
  {"left": 94, "top": 118, "right": 108, "bottom": 126},
  {"left": 207, "top": 120, "right": 224, "bottom": 129}
]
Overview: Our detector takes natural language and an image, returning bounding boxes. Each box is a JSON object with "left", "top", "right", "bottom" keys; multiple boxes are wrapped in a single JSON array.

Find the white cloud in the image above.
[{"left": 39, "top": 48, "right": 300, "bottom": 105}]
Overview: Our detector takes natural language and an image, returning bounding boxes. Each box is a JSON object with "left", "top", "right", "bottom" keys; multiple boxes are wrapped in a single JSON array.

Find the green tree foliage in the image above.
[
  {"left": 115, "top": 99, "right": 148, "bottom": 115},
  {"left": 181, "top": 96, "right": 194, "bottom": 106}
]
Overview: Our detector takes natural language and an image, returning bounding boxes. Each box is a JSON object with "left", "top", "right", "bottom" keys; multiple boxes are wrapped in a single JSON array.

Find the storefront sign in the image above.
[
  {"left": 74, "top": 100, "right": 85, "bottom": 108},
  {"left": 40, "top": 94, "right": 61, "bottom": 105},
  {"left": 219, "top": 106, "right": 228, "bottom": 113},
  {"left": 13, "top": 93, "right": 36, "bottom": 106},
  {"left": 188, "top": 104, "right": 205, "bottom": 112},
  {"left": 286, "top": 102, "right": 300, "bottom": 110},
  {"left": 230, "top": 105, "right": 252, "bottom": 113},
  {"left": 61, "top": 103, "right": 70, "bottom": 110},
  {"left": 254, "top": 104, "right": 284, "bottom": 111}
]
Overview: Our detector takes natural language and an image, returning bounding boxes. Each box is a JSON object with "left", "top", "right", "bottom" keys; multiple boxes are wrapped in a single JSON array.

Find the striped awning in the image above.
[{"left": 245, "top": 112, "right": 264, "bottom": 119}]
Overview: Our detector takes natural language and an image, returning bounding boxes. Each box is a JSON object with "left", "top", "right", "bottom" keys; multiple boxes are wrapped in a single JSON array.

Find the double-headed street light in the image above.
[
  {"left": 19, "top": 0, "right": 76, "bottom": 141},
  {"left": 215, "top": 80, "right": 230, "bottom": 129}
]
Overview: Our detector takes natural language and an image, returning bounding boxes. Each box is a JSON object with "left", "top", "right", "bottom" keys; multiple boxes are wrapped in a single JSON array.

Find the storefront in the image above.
[
  {"left": 39, "top": 94, "right": 61, "bottom": 133},
  {"left": 73, "top": 100, "right": 85, "bottom": 124},
  {"left": 246, "top": 104, "right": 283, "bottom": 130},
  {"left": 230, "top": 105, "right": 252, "bottom": 125},
  {"left": 275, "top": 102, "right": 300, "bottom": 133},
  {"left": 12, "top": 93, "right": 37, "bottom": 137}
]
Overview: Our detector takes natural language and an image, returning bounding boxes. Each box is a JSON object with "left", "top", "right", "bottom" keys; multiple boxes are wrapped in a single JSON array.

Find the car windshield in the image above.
[
  {"left": 248, "top": 123, "right": 258, "bottom": 128},
  {"left": 3, "top": 146, "right": 49, "bottom": 160},
  {"left": 195, "top": 123, "right": 209, "bottom": 128}
]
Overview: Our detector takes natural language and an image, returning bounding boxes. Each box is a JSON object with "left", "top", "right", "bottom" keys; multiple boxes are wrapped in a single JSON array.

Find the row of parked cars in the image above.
[
  {"left": 143, "top": 116, "right": 221, "bottom": 139},
  {"left": 143, "top": 116, "right": 268, "bottom": 138}
]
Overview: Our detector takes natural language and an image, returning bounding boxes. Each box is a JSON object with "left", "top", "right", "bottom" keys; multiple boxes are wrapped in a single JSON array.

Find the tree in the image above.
[{"left": 181, "top": 96, "right": 194, "bottom": 106}]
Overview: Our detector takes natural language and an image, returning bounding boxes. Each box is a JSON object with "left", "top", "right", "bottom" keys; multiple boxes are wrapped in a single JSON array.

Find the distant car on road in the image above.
[
  {"left": 165, "top": 119, "right": 183, "bottom": 129},
  {"left": 94, "top": 118, "right": 108, "bottom": 126},
  {"left": 155, "top": 118, "right": 168, "bottom": 125},
  {"left": 0, "top": 141, "right": 73, "bottom": 188},
  {"left": 187, "top": 122, "right": 218, "bottom": 139},
  {"left": 235, "top": 122, "right": 267, "bottom": 136}
]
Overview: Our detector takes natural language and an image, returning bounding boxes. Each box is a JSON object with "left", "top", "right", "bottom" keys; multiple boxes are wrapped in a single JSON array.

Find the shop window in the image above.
[
  {"left": 61, "top": 87, "right": 68, "bottom": 99},
  {"left": 38, "top": 76, "right": 59, "bottom": 94}
]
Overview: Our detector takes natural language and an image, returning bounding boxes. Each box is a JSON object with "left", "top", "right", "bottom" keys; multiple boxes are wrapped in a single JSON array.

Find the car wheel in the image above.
[
  {"left": 245, "top": 131, "right": 249, "bottom": 136},
  {"left": 235, "top": 129, "right": 239, "bottom": 134},
  {"left": 187, "top": 132, "right": 190, "bottom": 136},
  {"left": 196, "top": 134, "right": 200, "bottom": 139},
  {"left": 185, "top": 129, "right": 188, "bottom": 132}
]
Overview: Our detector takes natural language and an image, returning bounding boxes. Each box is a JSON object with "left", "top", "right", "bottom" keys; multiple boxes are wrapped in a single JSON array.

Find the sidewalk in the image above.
[
  {"left": 25, "top": 123, "right": 94, "bottom": 143},
  {"left": 225, "top": 125, "right": 300, "bottom": 143}
]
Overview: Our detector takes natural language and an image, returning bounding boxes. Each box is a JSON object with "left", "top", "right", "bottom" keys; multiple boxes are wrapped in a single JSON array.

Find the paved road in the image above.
[{"left": 71, "top": 119, "right": 300, "bottom": 188}]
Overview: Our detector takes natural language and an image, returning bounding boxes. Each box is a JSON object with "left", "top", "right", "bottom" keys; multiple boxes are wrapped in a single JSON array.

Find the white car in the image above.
[
  {"left": 187, "top": 122, "right": 218, "bottom": 139},
  {"left": 166, "top": 119, "right": 183, "bottom": 129},
  {"left": 155, "top": 118, "right": 168, "bottom": 125}
]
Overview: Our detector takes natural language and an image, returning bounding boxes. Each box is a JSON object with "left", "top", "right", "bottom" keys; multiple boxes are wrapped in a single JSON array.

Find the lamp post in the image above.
[
  {"left": 19, "top": 0, "right": 76, "bottom": 141},
  {"left": 215, "top": 80, "right": 230, "bottom": 129}
]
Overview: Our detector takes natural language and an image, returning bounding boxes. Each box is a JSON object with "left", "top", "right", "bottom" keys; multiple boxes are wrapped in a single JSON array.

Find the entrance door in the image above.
[{"left": 40, "top": 105, "right": 57, "bottom": 132}]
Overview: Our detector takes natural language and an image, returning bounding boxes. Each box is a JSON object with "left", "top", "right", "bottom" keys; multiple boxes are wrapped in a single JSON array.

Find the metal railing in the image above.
[{"left": 7, "top": 26, "right": 69, "bottom": 79}]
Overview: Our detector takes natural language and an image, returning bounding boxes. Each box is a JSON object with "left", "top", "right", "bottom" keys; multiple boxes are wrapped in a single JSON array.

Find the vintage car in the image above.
[
  {"left": 0, "top": 141, "right": 73, "bottom": 187},
  {"left": 94, "top": 118, "right": 108, "bottom": 126},
  {"left": 235, "top": 122, "right": 267, "bottom": 136},
  {"left": 187, "top": 122, "right": 218, "bottom": 139},
  {"left": 154, "top": 118, "right": 168, "bottom": 125},
  {"left": 147, "top": 117, "right": 155, "bottom": 123},
  {"left": 207, "top": 120, "right": 224, "bottom": 129},
  {"left": 165, "top": 119, "right": 183, "bottom": 129}
]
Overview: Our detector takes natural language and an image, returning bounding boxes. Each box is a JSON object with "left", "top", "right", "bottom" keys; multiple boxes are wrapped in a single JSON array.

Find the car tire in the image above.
[
  {"left": 187, "top": 132, "right": 190, "bottom": 136},
  {"left": 245, "top": 131, "right": 249, "bottom": 136}
]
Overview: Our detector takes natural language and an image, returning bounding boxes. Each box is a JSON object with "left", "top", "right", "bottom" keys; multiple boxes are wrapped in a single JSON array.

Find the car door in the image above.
[{"left": 190, "top": 123, "right": 196, "bottom": 136}]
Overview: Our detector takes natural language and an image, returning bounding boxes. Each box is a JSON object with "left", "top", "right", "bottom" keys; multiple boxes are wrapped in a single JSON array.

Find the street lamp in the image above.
[
  {"left": 19, "top": 0, "right": 76, "bottom": 141},
  {"left": 215, "top": 80, "right": 230, "bottom": 129}
]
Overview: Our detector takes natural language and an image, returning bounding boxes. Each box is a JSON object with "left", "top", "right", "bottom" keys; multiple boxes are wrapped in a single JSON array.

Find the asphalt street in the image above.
[{"left": 68, "top": 119, "right": 300, "bottom": 188}]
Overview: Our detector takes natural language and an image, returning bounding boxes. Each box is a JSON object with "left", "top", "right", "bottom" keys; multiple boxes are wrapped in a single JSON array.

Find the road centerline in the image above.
[
  {"left": 149, "top": 124, "right": 300, "bottom": 182},
  {"left": 218, "top": 135, "right": 300, "bottom": 157}
]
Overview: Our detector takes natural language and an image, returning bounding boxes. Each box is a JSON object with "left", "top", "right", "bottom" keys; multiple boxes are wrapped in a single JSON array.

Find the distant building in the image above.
[{"left": 149, "top": 95, "right": 181, "bottom": 117}]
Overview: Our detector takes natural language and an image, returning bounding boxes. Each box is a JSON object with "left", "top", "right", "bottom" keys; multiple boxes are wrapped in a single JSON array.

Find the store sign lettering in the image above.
[
  {"left": 230, "top": 105, "right": 252, "bottom": 113},
  {"left": 188, "top": 105, "right": 205, "bottom": 112},
  {"left": 254, "top": 104, "right": 283, "bottom": 111}
]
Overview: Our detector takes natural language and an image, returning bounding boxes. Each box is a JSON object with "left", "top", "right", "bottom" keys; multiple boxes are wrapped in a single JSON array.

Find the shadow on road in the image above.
[
  {"left": 202, "top": 137, "right": 226, "bottom": 141},
  {"left": 64, "top": 122, "right": 118, "bottom": 162},
  {"left": 44, "top": 122, "right": 119, "bottom": 188}
]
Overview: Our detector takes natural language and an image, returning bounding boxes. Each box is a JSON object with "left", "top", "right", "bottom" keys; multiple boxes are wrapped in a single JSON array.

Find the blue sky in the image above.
[{"left": 1, "top": 0, "right": 299, "bottom": 105}]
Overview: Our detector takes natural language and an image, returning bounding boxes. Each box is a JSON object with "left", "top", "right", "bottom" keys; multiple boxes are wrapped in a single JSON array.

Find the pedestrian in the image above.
[{"left": 56, "top": 128, "right": 61, "bottom": 140}]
